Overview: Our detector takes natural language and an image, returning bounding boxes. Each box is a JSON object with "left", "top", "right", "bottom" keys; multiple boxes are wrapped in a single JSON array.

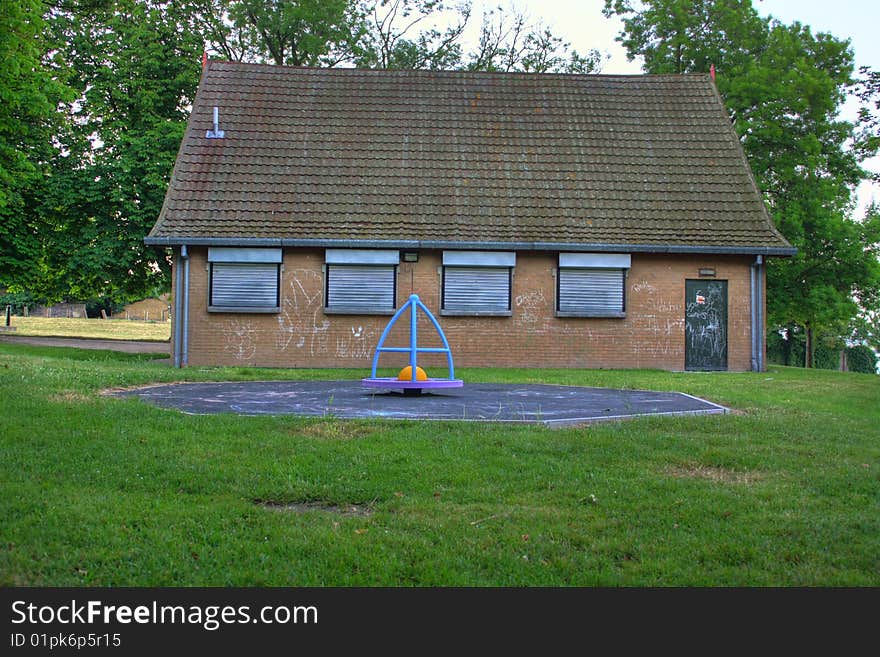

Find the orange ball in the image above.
[{"left": 398, "top": 365, "right": 428, "bottom": 381}]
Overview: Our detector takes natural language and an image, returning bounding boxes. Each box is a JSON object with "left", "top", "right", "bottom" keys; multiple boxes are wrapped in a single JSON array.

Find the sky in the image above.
[{"left": 459, "top": 0, "right": 879, "bottom": 214}]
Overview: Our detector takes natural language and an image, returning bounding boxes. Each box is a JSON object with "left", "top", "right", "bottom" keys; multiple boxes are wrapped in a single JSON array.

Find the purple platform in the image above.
[{"left": 361, "top": 377, "right": 463, "bottom": 390}]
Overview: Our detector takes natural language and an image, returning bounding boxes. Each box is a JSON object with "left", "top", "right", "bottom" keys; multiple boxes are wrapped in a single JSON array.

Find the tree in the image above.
[
  {"left": 604, "top": 0, "right": 880, "bottom": 367},
  {"left": 40, "top": 0, "right": 203, "bottom": 301},
  {"left": 354, "top": 0, "right": 469, "bottom": 70},
  {"left": 603, "top": 0, "right": 767, "bottom": 75},
  {"left": 855, "top": 65, "right": 880, "bottom": 172},
  {"left": 0, "top": 1, "right": 71, "bottom": 291},
  {"left": 227, "top": 0, "right": 360, "bottom": 66},
  {"left": 466, "top": 5, "right": 604, "bottom": 73}
]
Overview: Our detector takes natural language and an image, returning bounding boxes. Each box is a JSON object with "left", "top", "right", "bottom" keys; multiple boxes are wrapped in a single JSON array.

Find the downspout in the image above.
[
  {"left": 750, "top": 258, "right": 757, "bottom": 372},
  {"left": 172, "top": 250, "right": 182, "bottom": 368},
  {"left": 181, "top": 244, "right": 190, "bottom": 367},
  {"left": 750, "top": 255, "right": 764, "bottom": 371},
  {"left": 756, "top": 255, "right": 764, "bottom": 371}
]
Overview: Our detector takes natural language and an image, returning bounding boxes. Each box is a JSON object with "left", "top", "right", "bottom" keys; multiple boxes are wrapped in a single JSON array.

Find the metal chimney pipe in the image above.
[{"left": 206, "top": 106, "right": 225, "bottom": 139}]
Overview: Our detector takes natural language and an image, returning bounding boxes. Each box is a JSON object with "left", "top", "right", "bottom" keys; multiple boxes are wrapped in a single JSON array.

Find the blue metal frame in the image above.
[{"left": 369, "top": 294, "right": 456, "bottom": 381}]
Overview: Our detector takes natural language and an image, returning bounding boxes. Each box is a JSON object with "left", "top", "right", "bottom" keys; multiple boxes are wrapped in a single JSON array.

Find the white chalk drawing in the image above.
[
  {"left": 514, "top": 290, "right": 548, "bottom": 328},
  {"left": 335, "top": 325, "right": 376, "bottom": 359},
  {"left": 277, "top": 270, "right": 329, "bottom": 356},
  {"left": 223, "top": 319, "right": 257, "bottom": 361},
  {"left": 631, "top": 279, "right": 657, "bottom": 295},
  {"left": 645, "top": 296, "right": 682, "bottom": 315}
]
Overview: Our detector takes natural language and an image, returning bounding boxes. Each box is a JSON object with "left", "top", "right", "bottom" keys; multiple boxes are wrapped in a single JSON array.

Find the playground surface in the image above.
[{"left": 112, "top": 380, "right": 728, "bottom": 426}]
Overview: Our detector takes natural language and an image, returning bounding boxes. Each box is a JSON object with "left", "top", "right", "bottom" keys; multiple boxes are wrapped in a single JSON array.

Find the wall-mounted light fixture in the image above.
[
  {"left": 402, "top": 251, "right": 419, "bottom": 263},
  {"left": 698, "top": 268, "right": 716, "bottom": 277}
]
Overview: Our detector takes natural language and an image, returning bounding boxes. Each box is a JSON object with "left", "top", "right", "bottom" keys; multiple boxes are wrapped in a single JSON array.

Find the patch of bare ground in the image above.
[
  {"left": 295, "top": 421, "right": 374, "bottom": 440},
  {"left": 666, "top": 463, "right": 763, "bottom": 485},
  {"left": 50, "top": 391, "right": 93, "bottom": 404},
  {"left": 254, "top": 499, "right": 374, "bottom": 516}
]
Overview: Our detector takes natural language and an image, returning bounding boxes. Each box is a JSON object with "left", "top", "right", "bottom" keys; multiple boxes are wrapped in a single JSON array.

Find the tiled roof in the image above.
[{"left": 147, "top": 62, "right": 793, "bottom": 254}]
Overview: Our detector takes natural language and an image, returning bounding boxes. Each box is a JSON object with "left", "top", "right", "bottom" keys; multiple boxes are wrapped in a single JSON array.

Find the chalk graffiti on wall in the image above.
[
  {"left": 685, "top": 281, "right": 727, "bottom": 367},
  {"left": 277, "top": 270, "right": 329, "bottom": 356},
  {"left": 631, "top": 279, "right": 657, "bottom": 295},
  {"left": 223, "top": 318, "right": 257, "bottom": 361},
  {"left": 514, "top": 290, "right": 549, "bottom": 329},
  {"left": 335, "top": 325, "right": 376, "bottom": 359}
]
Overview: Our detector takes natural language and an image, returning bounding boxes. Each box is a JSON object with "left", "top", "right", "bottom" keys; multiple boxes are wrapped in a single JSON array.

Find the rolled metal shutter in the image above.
[
  {"left": 211, "top": 263, "right": 279, "bottom": 308},
  {"left": 327, "top": 265, "right": 395, "bottom": 310},
  {"left": 558, "top": 268, "right": 624, "bottom": 314},
  {"left": 443, "top": 267, "right": 510, "bottom": 312}
]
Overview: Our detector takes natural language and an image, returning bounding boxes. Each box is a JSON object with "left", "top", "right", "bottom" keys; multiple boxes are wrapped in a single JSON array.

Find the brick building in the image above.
[{"left": 146, "top": 62, "right": 794, "bottom": 371}]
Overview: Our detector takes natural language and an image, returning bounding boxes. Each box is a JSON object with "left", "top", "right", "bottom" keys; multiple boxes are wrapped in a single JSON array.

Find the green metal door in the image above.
[{"left": 685, "top": 280, "right": 728, "bottom": 371}]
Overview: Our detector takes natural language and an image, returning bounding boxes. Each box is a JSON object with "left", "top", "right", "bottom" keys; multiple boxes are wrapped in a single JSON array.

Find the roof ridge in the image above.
[{"left": 205, "top": 59, "right": 710, "bottom": 82}]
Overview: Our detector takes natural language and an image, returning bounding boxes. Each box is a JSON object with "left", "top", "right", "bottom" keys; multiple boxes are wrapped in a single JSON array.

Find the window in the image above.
[
  {"left": 441, "top": 251, "right": 515, "bottom": 316},
  {"left": 208, "top": 247, "right": 281, "bottom": 312},
  {"left": 557, "top": 253, "right": 630, "bottom": 318},
  {"left": 324, "top": 249, "right": 398, "bottom": 314}
]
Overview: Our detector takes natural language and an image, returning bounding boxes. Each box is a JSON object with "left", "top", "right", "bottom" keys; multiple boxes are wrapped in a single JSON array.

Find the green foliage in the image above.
[
  {"left": 464, "top": 6, "right": 603, "bottom": 73},
  {"left": 84, "top": 297, "right": 126, "bottom": 319},
  {"left": 38, "top": 0, "right": 204, "bottom": 302},
  {"left": 813, "top": 342, "right": 840, "bottom": 370},
  {"left": 603, "top": 0, "right": 767, "bottom": 75},
  {"left": 0, "top": 290, "right": 37, "bottom": 315},
  {"left": 846, "top": 345, "right": 879, "bottom": 375},
  {"left": 855, "top": 66, "right": 880, "bottom": 164},
  {"left": 766, "top": 327, "right": 804, "bottom": 367},
  {"left": 228, "top": 0, "right": 358, "bottom": 66},
  {"left": 604, "top": 0, "right": 880, "bottom": 363},
  {"left": 768, "top": 329, "right": 878, "bottom": 374},
  {"left": 0, "top": 1, "right": 72, "bottom": 288}
]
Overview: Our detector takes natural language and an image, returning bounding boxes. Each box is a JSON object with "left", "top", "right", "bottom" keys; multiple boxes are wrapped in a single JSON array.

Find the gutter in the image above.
[{"left": 145, "top": 236, "right": 797, "bottom": 257}]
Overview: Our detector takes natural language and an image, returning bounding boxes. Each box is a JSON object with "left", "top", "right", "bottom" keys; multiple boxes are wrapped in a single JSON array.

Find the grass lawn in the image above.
[
  {"left": 1, "top": 342, "right": 877, "bottom": 586},
  {"left": 5, "top": 316, "right": 170, "bottom": 342}
]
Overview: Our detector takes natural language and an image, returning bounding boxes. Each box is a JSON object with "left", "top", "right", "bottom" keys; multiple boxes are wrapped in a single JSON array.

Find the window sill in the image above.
[
  {"left": 324, "top": 307, "right": 396, "bottom": 316},
  {"left": 555, "top": 311, "right": 626, "bottom": 319},
  {"left": 208, "top": 306, "right": 280, "bottom": 314},
  {"left": 440, "top": 310, "right": 512, "bottom": 317}
]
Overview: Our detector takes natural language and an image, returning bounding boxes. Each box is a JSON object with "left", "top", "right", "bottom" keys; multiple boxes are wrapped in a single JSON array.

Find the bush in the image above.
[
  {"left": 0, "top": 291, "right": 36, "bottom": 315},
  {"left": 814, "top": 343, "right": 841, "bottom": 370},
  {"left": 85, "top": 297, "right": 125, "bottom": 318},
  {"left": 846, "top": 346, "right": 879, "bottom": 375},
  {"left": 767, "top": 329, "right": 805, "bottom": 367}
]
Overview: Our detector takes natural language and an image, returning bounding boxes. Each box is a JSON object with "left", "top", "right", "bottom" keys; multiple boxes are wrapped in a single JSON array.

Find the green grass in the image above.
[
  {"left": 1, "top": 342, "right": 877, "bottom": 586},
  {"left": 5, "top": 316, "right": 170, "bottom": 341}
]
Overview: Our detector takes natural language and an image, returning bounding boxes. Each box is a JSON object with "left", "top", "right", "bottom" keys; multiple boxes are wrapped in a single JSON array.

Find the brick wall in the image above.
[{"left": 180, "top": 247, "right": 758, "bottom": 371}]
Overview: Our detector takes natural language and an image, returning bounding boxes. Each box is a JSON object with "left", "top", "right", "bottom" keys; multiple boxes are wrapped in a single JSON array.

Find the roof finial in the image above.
[
  {"left": 202, "top": 50, "right": 208, "bottom": 70},
  {"left": 710, "top": 63, "right": 716, "bottom": 81}
]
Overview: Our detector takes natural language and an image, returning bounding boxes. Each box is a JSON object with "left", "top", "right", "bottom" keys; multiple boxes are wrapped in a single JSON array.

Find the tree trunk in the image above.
[{"left": 805, "top": 325, "right": 814, "bottom": 368}]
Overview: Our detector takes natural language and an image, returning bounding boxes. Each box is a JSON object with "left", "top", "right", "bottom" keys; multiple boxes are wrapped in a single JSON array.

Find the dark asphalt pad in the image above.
[{"left": 113, "top": 381, "right": 727, "bottom": 426}]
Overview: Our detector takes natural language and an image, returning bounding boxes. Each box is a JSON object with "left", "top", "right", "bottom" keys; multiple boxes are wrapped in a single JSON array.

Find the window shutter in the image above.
[
  {"left": 326, "top": 265, "right": 396, "bottom": 310},
  {"left": 558, "top": 268, "right": 624, "bottom": 315},
  {"left": 211, "top": 263, "right": 279, "bottom": 308},
  {"left": 443, "top": 267, "right": 510, "bottom": 312}
]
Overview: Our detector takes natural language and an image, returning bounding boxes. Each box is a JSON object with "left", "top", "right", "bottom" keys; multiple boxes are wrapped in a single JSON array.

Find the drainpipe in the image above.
[
  {"left": 172, "top": 249, "right": 182, "bottom": 368},
  {"left": 181, "top": 244, "right": 190, "bottom": 367},
  {"left": 750, "top": 255, "right": 764, "bottom": 372}
]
